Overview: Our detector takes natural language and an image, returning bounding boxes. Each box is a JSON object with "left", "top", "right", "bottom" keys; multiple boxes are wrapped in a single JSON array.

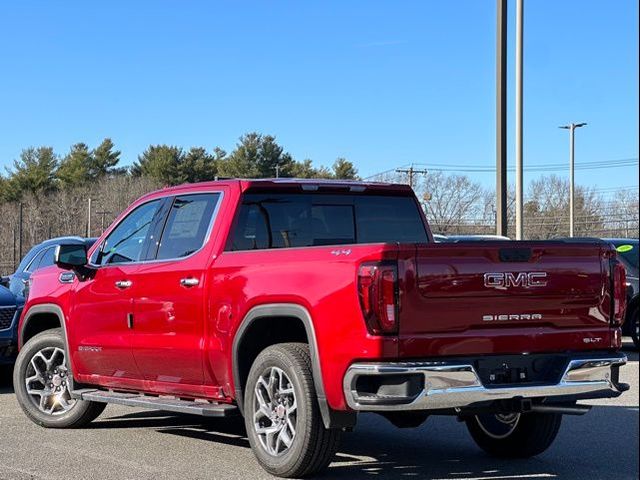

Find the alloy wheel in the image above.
[
  {"left": 24, "top": 347, "right": 76, "bottom": 416},
  {"left": 475, "top": 412, "right": 521, "bottom": 439},
  {"left": 253, "top": 366, "right": 297, "bottom": 456}
]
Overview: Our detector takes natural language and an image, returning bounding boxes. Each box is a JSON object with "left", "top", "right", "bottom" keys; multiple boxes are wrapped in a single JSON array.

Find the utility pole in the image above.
[
  {"left": 559, "top": 122, "right": 587, "bottom": 237},
  {"left": 18, "top": 202, "right": 23, "bottom": 260},
  {"left": 515, "top": 0, "right": 524, "bottom": 240},
  {"left": 496, "top": 0, "right": 508, "bottom": 237},
  {"left": 87, "top": 198, "right": 92, "bottom": 237},
  {"left": 12, "top": 228, "right": 16, "bottom": 270},
  {"left": 395, "top": 164, "right": 428, "bottom": 189},
  {"left": 96, "top": 210, "right": 112, "bottom": 233}
]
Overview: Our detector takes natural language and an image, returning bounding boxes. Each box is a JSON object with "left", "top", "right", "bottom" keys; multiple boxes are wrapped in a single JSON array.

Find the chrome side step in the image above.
[{"left": 73, "top": 389, "right": 238, "bottom": 417}]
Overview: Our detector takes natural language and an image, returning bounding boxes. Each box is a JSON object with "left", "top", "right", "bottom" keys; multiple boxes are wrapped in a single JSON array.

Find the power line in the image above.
[{"left": 365, "top": 158, "right": 639, "bottom": 179}]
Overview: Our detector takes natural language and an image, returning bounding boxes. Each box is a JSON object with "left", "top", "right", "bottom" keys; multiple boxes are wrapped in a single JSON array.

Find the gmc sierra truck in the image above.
[{"left": 14, "top": 179, "right": 629, "bottom": 478}]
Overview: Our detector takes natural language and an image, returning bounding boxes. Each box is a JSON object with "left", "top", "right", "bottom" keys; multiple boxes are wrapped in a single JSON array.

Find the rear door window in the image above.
[
  {"left": 155, "top": 193, "right": 221, "bottom": 260},
  {"left": 228, "top": 192, "right": 427, "bottom": 251}
]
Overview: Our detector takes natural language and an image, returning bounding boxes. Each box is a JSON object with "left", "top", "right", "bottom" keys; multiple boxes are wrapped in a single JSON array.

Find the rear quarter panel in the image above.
[{"left": 211, "top": 244, "right": 400, "bottom": 411}]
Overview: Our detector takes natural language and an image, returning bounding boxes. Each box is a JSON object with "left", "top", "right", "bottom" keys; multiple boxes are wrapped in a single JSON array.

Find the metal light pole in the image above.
[
  {"left": 515, "top": 0, "right": 524, "bottom": 240},
  {"left": 559, "top": 122, "right": 587, "bottom": 237},
  {"left": 496, "top": 0, "right": 508, "bottom": 237}
]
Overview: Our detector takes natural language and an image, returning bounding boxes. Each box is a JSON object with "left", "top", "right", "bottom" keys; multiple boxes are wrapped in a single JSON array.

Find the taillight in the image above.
[
  {"left": 358, "top": 262, "right": 399, "bottom": 335},
  {"left": 612, "top": 260, "right": 627, "bottom": 325}
]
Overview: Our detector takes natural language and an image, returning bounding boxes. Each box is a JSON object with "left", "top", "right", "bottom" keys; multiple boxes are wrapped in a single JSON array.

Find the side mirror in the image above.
[{"left": 54, "top": 244, "right": 88, "bottom": 270}]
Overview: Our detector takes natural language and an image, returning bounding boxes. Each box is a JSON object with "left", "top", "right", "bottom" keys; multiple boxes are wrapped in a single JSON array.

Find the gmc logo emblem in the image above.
[{"left": 484, "top": 272, "right": 548, "bottom": 289}]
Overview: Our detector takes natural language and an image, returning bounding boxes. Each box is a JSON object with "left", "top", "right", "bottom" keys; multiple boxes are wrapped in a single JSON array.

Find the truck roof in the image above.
[{"left": 138, "top": 178, "right": 414, "bottom": 201}]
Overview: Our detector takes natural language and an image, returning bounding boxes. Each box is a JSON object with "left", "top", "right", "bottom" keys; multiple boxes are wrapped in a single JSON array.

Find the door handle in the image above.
[
  {"left": 115, "top": 280, "right": 133, "bottom": 290},
  {"left": 180, "top": 278, "right": 200, "bottom": 287}
]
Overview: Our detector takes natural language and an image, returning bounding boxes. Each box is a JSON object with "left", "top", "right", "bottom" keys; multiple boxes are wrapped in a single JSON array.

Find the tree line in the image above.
[
  {"left": 0, "top": 132, "right": 636, "bottom": 273},
  {"left": 0, "top": 132, "right": 358, "bottom": 271},
  {"left": 0, "top": 132, "right": 358, "bottom": 203}
]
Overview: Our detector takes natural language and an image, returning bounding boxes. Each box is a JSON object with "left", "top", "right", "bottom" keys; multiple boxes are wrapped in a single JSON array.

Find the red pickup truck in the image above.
[{"left": 14, "top": 179, "right": 629, "bottom": 478}]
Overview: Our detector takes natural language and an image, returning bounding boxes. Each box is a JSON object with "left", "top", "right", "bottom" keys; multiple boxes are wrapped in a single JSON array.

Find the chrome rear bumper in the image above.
[{"left": 343, "top": 354, "right": 627, "bottom": 411}]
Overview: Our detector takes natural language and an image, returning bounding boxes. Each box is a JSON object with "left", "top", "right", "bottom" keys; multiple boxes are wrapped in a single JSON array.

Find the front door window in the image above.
[{"left": 95, "top": 200, "right": 162, "bottom": 265}]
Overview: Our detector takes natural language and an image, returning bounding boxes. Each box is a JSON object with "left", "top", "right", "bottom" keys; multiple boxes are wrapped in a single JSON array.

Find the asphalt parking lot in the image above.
[{"left": 0, "top": 342, "right": 637, "bottom": 480}]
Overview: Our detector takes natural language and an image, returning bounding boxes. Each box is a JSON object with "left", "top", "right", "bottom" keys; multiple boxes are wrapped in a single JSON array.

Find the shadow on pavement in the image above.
[
  {"left": 321, "top": 407, "right": 639, "bottom": 479},
  {"left": 622, "top": 341, "right": 638, "bottom": 361},
  {"left": 92, "top": 404, "right": 638, "bottom": 480}
]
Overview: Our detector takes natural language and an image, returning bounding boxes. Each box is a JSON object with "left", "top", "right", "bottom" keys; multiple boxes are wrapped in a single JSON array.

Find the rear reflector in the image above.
[{"left": 358, "top": 262, "right": 399, "bottom": 335}]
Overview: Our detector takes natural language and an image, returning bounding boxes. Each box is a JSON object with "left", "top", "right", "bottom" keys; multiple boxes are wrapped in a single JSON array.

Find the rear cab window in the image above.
[{"left": 227, "top": 192, "right": 428, "bottom": 251}]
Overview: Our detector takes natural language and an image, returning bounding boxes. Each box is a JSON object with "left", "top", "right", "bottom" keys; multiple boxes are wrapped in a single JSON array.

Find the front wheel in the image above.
[
  {"left": 244, "top": 343, "right": 341, "bottom": 478},
  {"left": 13, "top": 328, "right": 105, "bottom": 428},
  {"left": 466, "top": 412, "right": 562, "bottom": 458}
]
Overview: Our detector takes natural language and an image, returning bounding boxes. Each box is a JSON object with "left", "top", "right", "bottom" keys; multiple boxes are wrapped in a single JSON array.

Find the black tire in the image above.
[
  {"left": 13, "top": 328, "right": 106, "bottom": 428},
  {"left": 629, "top": 306, "right": 639, "bottom": 350},
  {"left": 466, "top": 412, "right": 562, "bottom": 458},
  {"left": 244, "top": 343, "right": 341, "bottom": 478}
]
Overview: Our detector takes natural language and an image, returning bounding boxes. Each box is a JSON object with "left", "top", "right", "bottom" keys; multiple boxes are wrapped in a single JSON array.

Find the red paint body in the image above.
[{"left": 19, "top": 180, "right": 625, "bottom": 413}]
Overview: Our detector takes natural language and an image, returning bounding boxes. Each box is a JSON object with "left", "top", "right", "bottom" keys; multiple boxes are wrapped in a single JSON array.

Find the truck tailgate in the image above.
[{"left": 398, "top": 241, "right": 614, "bottom": 356}]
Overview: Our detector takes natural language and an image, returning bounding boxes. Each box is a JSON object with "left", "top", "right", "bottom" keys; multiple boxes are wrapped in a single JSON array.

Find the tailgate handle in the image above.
[{"left": 499, "top": 248, "right": 532, "bottom": 262}]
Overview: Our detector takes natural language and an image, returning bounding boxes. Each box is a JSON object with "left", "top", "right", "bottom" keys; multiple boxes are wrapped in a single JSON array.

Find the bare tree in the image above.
[
  {"left": 416, "top": 172, "right": 488, "bottom": 234},
  {"left": 523, "top": 175, "right": 604, "bottom": 239}
]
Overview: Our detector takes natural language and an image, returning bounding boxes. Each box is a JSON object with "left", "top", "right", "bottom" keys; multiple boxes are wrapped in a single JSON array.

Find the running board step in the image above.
[{"left": 74, "top": 389, "right": 238, "bottom": 417}]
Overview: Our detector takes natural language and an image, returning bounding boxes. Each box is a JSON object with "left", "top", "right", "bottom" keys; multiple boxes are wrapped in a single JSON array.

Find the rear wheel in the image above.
[
  {"left": 244, "top": 343, "right": 341, "bottom": 478},
  {"left": 466, "top": 412, "right": 562, "bottom": 458},
  {"left": 13, "top": 328, "right": 105, "bottom": 428}
]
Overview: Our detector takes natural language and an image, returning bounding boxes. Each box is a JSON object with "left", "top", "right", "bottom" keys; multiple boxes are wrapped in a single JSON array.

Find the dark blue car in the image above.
[
  {"left": 0, "top": 236, "right": 96, "bottom": 368},
  {"left": 0, "top": 286, "right": 21, "bottom": 368}
]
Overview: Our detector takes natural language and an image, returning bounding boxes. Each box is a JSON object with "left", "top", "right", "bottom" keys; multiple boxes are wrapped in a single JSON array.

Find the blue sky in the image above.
[{"left": 0, "top": 1, "right": 637, "bottom": 197}]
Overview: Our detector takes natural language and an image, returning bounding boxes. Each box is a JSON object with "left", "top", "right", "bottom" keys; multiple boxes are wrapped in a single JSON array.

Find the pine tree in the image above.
[
  {"left": 180, "top": 147, "right": 221, "bottom": 183},
  {"left": 132, "top": 145, "right": 184, "bottom": 185},
  {"left": 57, "top": 143, "right": 93, "bottom": 187},
  {"left": 332, "top": 158, "right": 358, "bottom": 179},
  {"left": 91, "top": 138, "right": 122, "bottom": 177},
  {"left": 5, "top": 146, "right": 58, "bottom": 199},
  {"left": 219, "top": 133, "right": 295, "bottom": 178}
]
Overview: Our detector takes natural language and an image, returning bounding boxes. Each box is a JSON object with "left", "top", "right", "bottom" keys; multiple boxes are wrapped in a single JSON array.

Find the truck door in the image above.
[
  {"left": 70, "top": 199, "right": 164, "bottom": 381},
  {"left": 130, "top": 192, "right": 222, "bottom": 386}
]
